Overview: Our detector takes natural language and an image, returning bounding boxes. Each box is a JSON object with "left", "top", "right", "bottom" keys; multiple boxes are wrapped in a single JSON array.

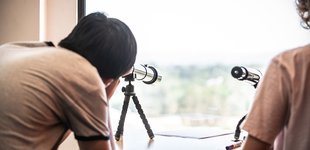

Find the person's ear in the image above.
[
  {"left": 102, "top": 78, "right": 114, "bottom": 87},
  {"left": 123, "top": 67, "right": 134, "bottom": 77}
]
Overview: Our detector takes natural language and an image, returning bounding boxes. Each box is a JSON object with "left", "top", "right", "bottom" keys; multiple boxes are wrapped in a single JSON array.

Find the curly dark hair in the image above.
[{"left": 296, "top": 0, "right": 310, "bottom": 29}]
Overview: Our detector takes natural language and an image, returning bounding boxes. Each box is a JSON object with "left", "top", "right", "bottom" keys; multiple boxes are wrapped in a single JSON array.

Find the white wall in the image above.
[
  {"left": 44, "top": 0, "right": 77, "bottom": 44},
  {"left": 0, "top": 0, "right": 77, "bottom": 45},
  {"left": 0, "top": 0, "right": 40, "bottom": 44}
]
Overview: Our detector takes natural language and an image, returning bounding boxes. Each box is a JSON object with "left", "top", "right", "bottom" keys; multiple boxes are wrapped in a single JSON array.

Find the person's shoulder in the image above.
[
  {"left": 51, "top": 47, "right": 101, "bottom": 81},
  {"left": 1, "top": 41, "right": 53, "bottom": 48},
  {"left": 52, "top": 47, "right": 94, "bottom": 69},
  {"left": 271, "top": 44, "right": 310, "bottom": 70},
  {"left": 273, "top": 44, "right": 310, "bottom": 59},
  {"left": 0, "top": 41, "right": 57, "bottom": 53},
  {"left": 288, "top": 43, "right": 309, "bottom": 54},
  {"left": 51, "top": 49, "right": 104, "bottom": 99}
]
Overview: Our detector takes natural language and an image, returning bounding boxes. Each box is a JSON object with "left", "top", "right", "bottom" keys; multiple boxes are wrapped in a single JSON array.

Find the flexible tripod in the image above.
[
  {"left": 233, "top": 84, "right": 259, "bottom": 141},
  {"left": 114, "top": 73, "right": 154, "bottom": 141}
]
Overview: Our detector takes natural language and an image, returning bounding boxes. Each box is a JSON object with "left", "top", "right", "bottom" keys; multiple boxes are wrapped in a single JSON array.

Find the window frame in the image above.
[{"left": 78, "top": 0, "right": 86, "bottom": 21}]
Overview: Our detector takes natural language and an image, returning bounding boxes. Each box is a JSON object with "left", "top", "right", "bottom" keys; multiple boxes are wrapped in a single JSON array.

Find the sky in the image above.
[{"left": 86, "top": 0, "right": 310, "bottom": 67}]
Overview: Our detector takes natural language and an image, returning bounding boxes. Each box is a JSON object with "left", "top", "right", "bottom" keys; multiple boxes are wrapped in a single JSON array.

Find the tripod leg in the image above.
[
  {"left": 132, "top": 95, "right": 154, "bottom": 139},
  {"left": 115, "top": 95, "right": 130, "bottom": 141}
]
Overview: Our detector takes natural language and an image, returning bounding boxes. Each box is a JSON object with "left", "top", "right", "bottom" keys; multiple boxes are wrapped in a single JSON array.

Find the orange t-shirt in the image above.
[
  {"left": 242, "top": 44, "right": 310, "bottom": 150},
  {"left": 0, "top": 42, "right": 113, "bottom": 149}
]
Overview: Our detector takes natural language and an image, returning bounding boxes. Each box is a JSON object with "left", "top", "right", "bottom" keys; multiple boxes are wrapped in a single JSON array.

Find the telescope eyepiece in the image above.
[{"left": 131, "top": 64, "right": 162, "bottom": 84}]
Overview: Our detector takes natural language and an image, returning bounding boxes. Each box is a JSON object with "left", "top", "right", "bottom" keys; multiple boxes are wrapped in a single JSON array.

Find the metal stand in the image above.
[
  {"left": 115, "top": 74, "right": 154, "bottom": 141},
  {"left": 233, "top": 83, "right": 257, "bottom": 141}
]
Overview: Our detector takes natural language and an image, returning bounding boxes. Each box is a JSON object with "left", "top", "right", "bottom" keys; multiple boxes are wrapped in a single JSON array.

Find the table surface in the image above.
[
  {"left": 59, "top": 127, "right": 244, "bottom": 150},
  {"left": 115, "top": 128, "right": 243, "bottom": 150}
]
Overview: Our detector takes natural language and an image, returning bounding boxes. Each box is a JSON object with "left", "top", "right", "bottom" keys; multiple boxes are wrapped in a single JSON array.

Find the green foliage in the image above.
[{"left": 111, "top": 64, "right": 261, "bottom": 128}]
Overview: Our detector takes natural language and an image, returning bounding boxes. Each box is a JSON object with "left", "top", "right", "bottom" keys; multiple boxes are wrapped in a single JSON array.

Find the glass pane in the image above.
[{"left": 86, "top": 0, "right": 310, "bottom": 131}]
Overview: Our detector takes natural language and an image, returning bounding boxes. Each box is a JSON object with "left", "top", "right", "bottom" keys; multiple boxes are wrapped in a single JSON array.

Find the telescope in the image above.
[
  {"left": 132, "top": 64, "right": 162, "bottom": 84},
  {"left": 230, "top": 66, "right": 263, "bottom": 141},
  {"left": 231, "top": 66, "right": 261, "bottom": 88},
  {"left": 115, "top": 64, "right": 162, "bottom": 140}
]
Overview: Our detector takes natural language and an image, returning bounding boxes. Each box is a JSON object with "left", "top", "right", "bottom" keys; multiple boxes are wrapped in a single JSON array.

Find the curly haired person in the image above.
[{"left": 242, "top": 0, "right": 310, "bottom": 149}]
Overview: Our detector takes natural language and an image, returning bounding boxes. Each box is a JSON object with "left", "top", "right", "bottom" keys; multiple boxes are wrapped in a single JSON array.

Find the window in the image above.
[{"left": 84, "top": 0, "right": 310, "bottom": 131}]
